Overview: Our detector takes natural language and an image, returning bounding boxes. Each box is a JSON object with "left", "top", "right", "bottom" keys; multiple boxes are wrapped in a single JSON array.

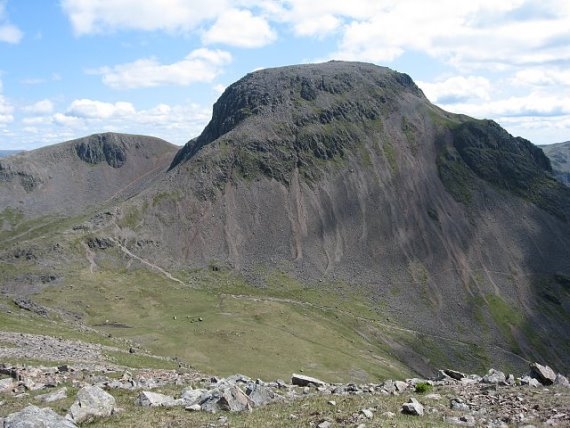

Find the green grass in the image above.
[{"left": 33, "top": 266, "right": 411, "bottom": 382}]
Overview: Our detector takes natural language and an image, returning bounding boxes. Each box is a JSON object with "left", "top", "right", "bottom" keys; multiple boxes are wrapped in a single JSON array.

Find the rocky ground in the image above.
[{"left": 0, "top": 347, "right": 568, "bottom": 428}]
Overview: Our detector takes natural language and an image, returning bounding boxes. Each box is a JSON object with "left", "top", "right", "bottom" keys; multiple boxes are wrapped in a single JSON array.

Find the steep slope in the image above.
[
  {"left": 2, "top": 62, "right": 570, "bottom": 379},
  {"left": 542, "top": 141, "right": 570, "bottom": 186},
  {"left": 133, "top": 61, "right": 570, "bottom": 372},
  {"left": 0, "top": 132, "right": 178, "bottom": 219}
]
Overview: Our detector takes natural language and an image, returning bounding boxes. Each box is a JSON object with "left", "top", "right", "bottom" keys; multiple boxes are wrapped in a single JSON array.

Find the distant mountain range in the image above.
[
  {"left": 0, "top": 150, "right": 23, "bottom": 158},
  {"left": 1, "top": 61, "right": 569, "bottom": 380}
]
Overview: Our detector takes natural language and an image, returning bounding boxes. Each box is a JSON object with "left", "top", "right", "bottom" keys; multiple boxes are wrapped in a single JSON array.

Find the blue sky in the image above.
[{"left": 1, "top": 0, "right": 569, "bottom": 150}]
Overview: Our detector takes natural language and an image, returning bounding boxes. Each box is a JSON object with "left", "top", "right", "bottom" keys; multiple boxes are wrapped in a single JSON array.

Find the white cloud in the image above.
[
  {"left": 0, "top": 97, "right": 13, "bottom": 124},
  {"left": 22, "top": 99, "right": 54, "bottom": 114},
  {"left": 50, "top": 99, "right": 211, "bottom": 145},
  {"left": 202, "top": 9, "right": 276, "bottom": 48},
  {"left": 512, "top": 67, "right": 570, "bottom": 87},
  {"left": 322, "top": 0, "right": 570, "bottom": 69},
  {"left": 293, "top": 14, "right": 340, "bottom": 38},
  {"left": 0, "top": 23, "right": 22, "bottom": 43},
  {"left": 93, "top": 48, "right": 232, "bottom": 89},
  {"left": 0, "top": 1, "right": 23, "bottom": 43},
  {"left": 66, "top": 99, "right": 136, "bottom": 119},
  {"left": 419, "top": 76, "right": 492, "bottom": 104},
  {"left": 0, "top": 79, "right": 13, "bottom": 125},
  {"left": 213, "top": 84, "right": 226, "bottom": 95},
  {"left": 61, "top": 0, "right": 228, "bottom": 35}
]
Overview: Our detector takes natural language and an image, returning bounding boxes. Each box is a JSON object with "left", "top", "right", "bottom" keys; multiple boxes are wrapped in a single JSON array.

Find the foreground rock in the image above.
[
  {"left": 67, "top": 385, "right": 116, "bottom": 423},
  {"left": 0, "top": 362, "right": 568, "bottom": 426},
  {"left": 136, "top": 390, "right": 184, "bottom": 407},
  {"left": 4, "top": 405, "right": 77, "bottom": 428},
  {"left": 530, "top": 362, "right": 557, "bottom": 385},
  {"left": 401, "top": 397, "right": 424, "bottom": 416},
  {"left": 291, "top": 373, "right": 326, "bottom": 387}
]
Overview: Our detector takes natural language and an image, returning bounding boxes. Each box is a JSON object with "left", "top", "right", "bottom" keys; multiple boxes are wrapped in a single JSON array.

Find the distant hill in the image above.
[
  {"left": 0, "top": 132, "right": 178, "bottom": 217},
  {"left": 0, "top": 150, "right": 23, "bottom": 158},
  {"left": 542, "top": 141, "right": 570, "bottom": 186}
]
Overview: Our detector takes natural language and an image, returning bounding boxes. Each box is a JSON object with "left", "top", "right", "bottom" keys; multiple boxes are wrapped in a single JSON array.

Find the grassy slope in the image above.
[{"left": 33, "top": 265, "right": 412, "bottom": 382}]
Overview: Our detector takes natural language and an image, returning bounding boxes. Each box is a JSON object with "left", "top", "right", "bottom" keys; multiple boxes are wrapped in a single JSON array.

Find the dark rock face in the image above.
[
  {"left": 439, "top": 120, "right": 570, "bottom": 220},
  {"left": 75, "top": 133, "right": 127, "bottom": 168},
  {"left": 169, "top": 61, "right": 424, "bottom": 182}
]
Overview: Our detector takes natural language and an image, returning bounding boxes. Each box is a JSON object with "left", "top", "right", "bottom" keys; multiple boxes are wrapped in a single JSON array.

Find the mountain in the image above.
[
  {"left": 542, "top": 141, "right": 570, "bottom": 186},
  {"left": 0, "top": 132, "right": 178, "bottom": 218},
  {"left": 0, "top": 150, "right": 24, "bottom": 158},
  {"left": 1, "top": 62, "right": 569, "bottom": 381}
]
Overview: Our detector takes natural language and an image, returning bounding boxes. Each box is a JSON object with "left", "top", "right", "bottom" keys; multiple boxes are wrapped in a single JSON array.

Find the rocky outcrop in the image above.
[{"left": 75, "top": 133, "right": 127, "bottom": 168}]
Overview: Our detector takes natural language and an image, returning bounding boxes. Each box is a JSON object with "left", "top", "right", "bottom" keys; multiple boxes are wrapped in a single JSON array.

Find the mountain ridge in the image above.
[{"left": 1, "top": 61, "right": 569, "bottom": 380}]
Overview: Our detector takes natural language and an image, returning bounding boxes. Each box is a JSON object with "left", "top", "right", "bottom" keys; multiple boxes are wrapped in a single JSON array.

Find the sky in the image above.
[{"left": 1, "top": 1, "right": 570, "bottom": 150}]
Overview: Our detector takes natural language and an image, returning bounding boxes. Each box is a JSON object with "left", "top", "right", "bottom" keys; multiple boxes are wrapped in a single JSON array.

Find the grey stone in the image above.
[
  {"left": 181, "top": 387, "right": 207, "bottom": 406},
  {"left": 554, "top": 373, "right": 570, "bottom": 387},
  {"left": 246, "top": 383, "right": 276, "bottom": 407},
  {"left": 200, "top": 390, "right": 222, "bottom": 413},
  {"left": 361, "top": 408, "right": 374, "bottom": 419},
  {"left": 401, "top": 397, "right": 424, "bottom": 416},
  {"left": 444, "top": 369, "right": 466, "bottom": 380},
  {"left": 67, "top": 385, "right": 115, "bottom": 423},
  {"left": 218, "top": 386, "right": 253, "bottom": 412},
  {"left": 35, "top": 387, "right": 67, "bottom": 403},
  {"left": 4, "top": 404, "right": 77, "bottom": 428},
  {"left": 394, "top": 380, "right": 408, "bottom": 392},
  {"left": 223, "top": 374, "right": 251, "bottom": 385},
  {"left": 425, "top": 393, "right": 442, "bottom": 400},
  {"left": 482, "top": 369, "right": 506, "bottom": 384},
  {"left": 136, "top": 390, "right": 183, "bottom": 407},
  {"left": 529, "top": 362, "right": 556, "bottom": 386},
  {"left": 291, "top": 373, "right": 326, "bottom": 387},
  {"left": 450, "top": 398, "right": 470, "bottom": 411},
  {"left": 317, "top": 421, "right": 332, "bottom": 428},
  {"left": 0, "top": 377, "right": 14, "bottom": 392},
  {"left": 185, "top": 403, "right": 202, "bottom": 412}
]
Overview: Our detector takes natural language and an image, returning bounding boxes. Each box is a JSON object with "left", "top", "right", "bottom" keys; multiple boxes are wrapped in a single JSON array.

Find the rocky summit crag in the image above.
[{"left": 0, "top": 61, "right": 569, "bottom": 388}]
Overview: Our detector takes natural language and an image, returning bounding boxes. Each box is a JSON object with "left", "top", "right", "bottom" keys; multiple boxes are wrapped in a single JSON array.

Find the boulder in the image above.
[
  {"left": 67, "top": 385, "right": 115, "bottom": 423},
  {"left": 401, "top": 397, "right": 424, "bottom": 416},
  {"left": 181, "top": 387, "right": 207, "bottom": 406},
  {"left": 135, "top": 390, "right": 184, "bottom": 407},
  {"left": 291, "top": 373, "right": 326, "bottom": 387},
  {"left": 444, "top": 369, "right": 466, "bottom": 380},
  {"left": 529, "top": 362, "right": 556, "bottom": 386},
  {"left": 555, "top": 373, "right": 570, "bottom": 388},
  {"left": 246, "top": 383, "right": 277, "bottom": 407},
  {"left": 482, "top": 369, "right": 506, "bottom": 384},
  {"left": 218, "top": 386, "right": 253, "bottom": 412},
  {"left": 394, "top": 380, "right": 408, "bottom": 392},
  {"left": 4, "top": 405, "right": 77, "bottom": 428}
]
